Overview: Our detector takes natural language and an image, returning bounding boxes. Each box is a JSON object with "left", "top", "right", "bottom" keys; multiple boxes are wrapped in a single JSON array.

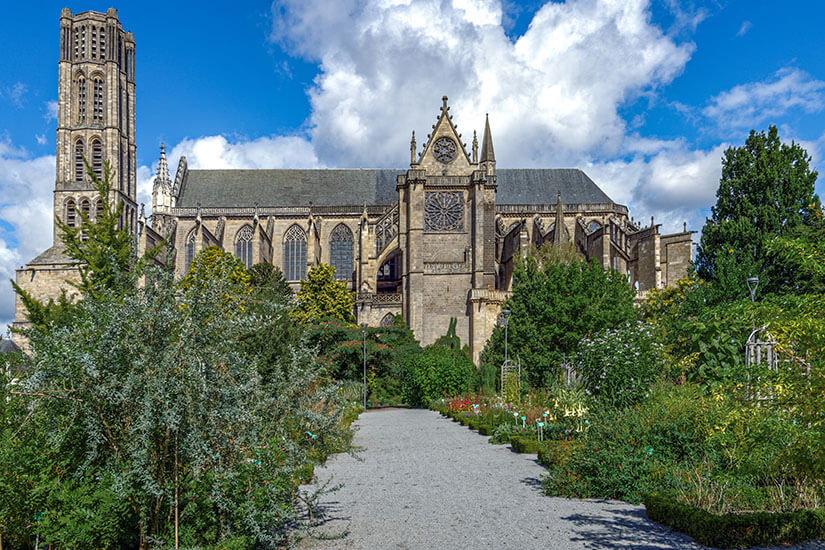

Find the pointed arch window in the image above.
[
  {"left": 185, "top": 230, "right": 197, "bottom": 272},
  {"left": 235, "top": 225, "right": 254, "bottom": 269},
  {"left": 74, "top": 140, "right": 85, "bottom": 182},
  {"left": 80, "top": 199, "right": 90, "bottom": 220},
  {"left": 283, "top": 225, "right": 307, "bottom": 281},
  {"left": 329, "top": 224, "right": 353, "bottom": 280},
  {"left": 380, "top": 313, "right": 395, "bottom": 327},
  {"left": 77, "top": 77, "right": 86, "bottom": 123},
  {"left": 91, "top": 139, "right": 103, "bottom": 181},
  {"left": 79, "top": 199, "right": 91, "bottom": 241},
  {"left": 93, "top": 78, "right": 104, "bottom": 121},
  {"left": 66, "top": 199, "right": 77, "bottom": 227}
]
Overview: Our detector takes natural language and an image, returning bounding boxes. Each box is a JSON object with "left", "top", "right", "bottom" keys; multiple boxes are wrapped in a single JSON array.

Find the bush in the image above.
[
  {"left": 403, "top": 345, "right": 479, "bottom": 407},
  {"left": 542, "top": 383, "right": 717, "bottom": 503},
  {"left": 509, "top": 436, "right": 544, "bottom": 454},
  {"left": 644, "top": 493, "right": 825, "bottom": 549},
  {"left": 572, "top": 321, "right": 667, "bottom": 408}
]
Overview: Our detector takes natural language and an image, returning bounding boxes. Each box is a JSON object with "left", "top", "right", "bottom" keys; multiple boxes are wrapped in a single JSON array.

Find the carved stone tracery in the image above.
[{"left": 425, "top": 191, "right": 463, "bottom": 232}]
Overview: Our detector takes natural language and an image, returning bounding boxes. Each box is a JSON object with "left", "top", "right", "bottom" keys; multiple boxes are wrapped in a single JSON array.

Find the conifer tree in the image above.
[{"left": 695, "top": 126, "right": 820, "bottom": 295}]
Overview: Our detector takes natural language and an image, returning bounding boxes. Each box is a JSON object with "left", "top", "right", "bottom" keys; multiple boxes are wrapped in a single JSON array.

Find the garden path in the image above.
[{"left": 300, "top": 408, "right": 711, "bottom": 549}]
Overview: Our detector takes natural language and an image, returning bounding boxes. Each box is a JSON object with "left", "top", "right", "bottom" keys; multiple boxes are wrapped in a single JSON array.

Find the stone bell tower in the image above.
[
  {"left": 12, "top": 9, "right": 137, "bottom": 342},
  {"left": 54, "top": 8, "right": 137, "bottom": 240}
]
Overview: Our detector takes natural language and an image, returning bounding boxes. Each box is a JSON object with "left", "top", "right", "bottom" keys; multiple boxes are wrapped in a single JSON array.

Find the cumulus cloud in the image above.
[
  {"left": 0, "top": 140, "right": 55, "bottom": 334},
  {"left": 703, "top": 68, "right": 825, "bottom": 129},
  {"left": 139, "top": 134, "right": 320, "bottom": 217},
  {"left": 586, "top": 143, "right": 725, "bottom": 234},
  {"left": 271, "top": 0, "right": 694, "bottom": 168}
]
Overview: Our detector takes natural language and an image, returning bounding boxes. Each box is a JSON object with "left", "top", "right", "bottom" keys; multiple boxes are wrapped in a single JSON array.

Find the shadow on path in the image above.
[{"left": 561, "top": 507, "right": 698, "bottom": 550}]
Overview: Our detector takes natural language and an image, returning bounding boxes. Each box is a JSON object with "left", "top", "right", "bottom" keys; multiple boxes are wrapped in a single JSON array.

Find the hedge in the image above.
[
  {"left": 508, "top": 436, "right": 545, "bottom": 454},
  {"left": 643, "top": 493, "right": 825, "bottom": 549}
]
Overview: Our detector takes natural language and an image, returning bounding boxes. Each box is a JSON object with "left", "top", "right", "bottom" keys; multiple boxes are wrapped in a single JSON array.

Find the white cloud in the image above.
[
  {"left": 737, "top": 20, "right": 751, "bottom": 37},
  {"left": 3, "top": 82, "right": 28, "bottom": 108},
  {"left": 139, "top": 134, "right": 320, "bottom": 217},
  {"left": 167, "top": 134, "right": 320, "bottom": 171},
  {"left": 703, "top": 68, "right": 825, "bottom": 129},
  {"left": 271, "top": 0, "right": 694, "bottom": 168},
  {"left": 586, "top": 144, "right": 726, "bottom": 234},
  {"left": 44, "top": 100, "right": 58, "bottom": 122},
  {"left": 35, "top": 134, "right": 46, "bottom": 145},
  {"left": 0, "top": 140, "right": 55, "bottom": 333}
]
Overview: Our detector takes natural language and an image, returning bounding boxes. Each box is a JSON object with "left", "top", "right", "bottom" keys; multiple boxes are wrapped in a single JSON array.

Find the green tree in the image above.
[
  {"left": 292, "top": 264, "right": 355, "bottom": 324},
  {"left": 695, "top": 126, "right": 820, "bottom": 295},
  {"left": 480, "top": 254, "right": 635, "bottom": 387},
  {"left": 402, "top": 345, "right": 478, "bottom": 406},
  {"left": 241, "top": 264, "right": 302, "bottom": 384},
  {"left": 7, "top": 285, "right": 77, "bottom": 332},
  {"left": 248, "top": 262, "right": 293, "bottom": 304},
  {"left": 179, "top": 246, "right": 251, "bottom": 312},
  {"left": 14, "top": 266, "right": 351, "bottom": 548}
]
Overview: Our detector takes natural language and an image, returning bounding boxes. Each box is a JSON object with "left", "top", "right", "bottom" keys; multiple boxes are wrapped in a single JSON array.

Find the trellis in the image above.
[
  {"left": 745, "top": 326, "right": 777, "bottom": 404},
  {"left": 501, "top": 356, "right": 521, "bottom": 400}
]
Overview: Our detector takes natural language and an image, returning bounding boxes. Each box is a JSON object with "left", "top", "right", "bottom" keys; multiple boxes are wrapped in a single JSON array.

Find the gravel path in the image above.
[
  {"left": 300, "top": 408, "right": 703, "bottom": 549},
  {"left": 300, "top": 408, "right": 825, "bottom": 549}
]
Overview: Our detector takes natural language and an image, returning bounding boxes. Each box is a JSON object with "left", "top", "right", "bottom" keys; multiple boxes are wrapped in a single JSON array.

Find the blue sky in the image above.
[{"left": 1, "top": 0, "right": 824, "bottom": 333}]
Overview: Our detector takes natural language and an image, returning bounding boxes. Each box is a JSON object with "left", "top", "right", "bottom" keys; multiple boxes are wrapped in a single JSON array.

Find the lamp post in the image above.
[
  {"left": 747, "top": 276, "right": 759, "bottom": 303},
  {"left": 500, "top": 309, "right": 511, "bottom": 365},
  {"left": 361, "top": 323, "right": 368, "bottom": 411}
]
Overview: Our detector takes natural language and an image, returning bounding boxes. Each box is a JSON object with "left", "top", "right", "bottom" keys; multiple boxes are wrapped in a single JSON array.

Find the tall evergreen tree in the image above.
[
  {"left": 695, "top": 126, "right": 820, "bottom": 295},
  {"left": 292, "top": 264, "right": 355, "bottom": 324}
]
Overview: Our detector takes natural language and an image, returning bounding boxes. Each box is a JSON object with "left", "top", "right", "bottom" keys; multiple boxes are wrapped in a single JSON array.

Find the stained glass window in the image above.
[
  {"left": 329, "top": 224, "right": 353, "bottom": 280},
  {"left": 185, "top": 230, "right": 196, "bottom": 272},
  {"left": 235, "top": 225, "right": 253, "bottom": 269},
  {"left": 284, "top": 225, "right": 307, "bottom": 281},
  {"left": 425, "top": 192, "right": 463, "bottom": 232}
]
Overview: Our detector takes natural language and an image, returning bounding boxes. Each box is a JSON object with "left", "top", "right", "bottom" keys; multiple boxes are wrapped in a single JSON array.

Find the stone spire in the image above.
[
  {"left": 553, "top": 190, "right": 567, "bottom": 246},
  {"left": 472, "top": 130, "right": 478, "bottom": 164},
  {"left": 151, "top": 144, "right": 173, "bottom": 212},
  {"left": 479, "top": 113, "right": 495, "bottom": 175},
  {"left": 410, "top": 131, "right": 417, "bottom": 165}
]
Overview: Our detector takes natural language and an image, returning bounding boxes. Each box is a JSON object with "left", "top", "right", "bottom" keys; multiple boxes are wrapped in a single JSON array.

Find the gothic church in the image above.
[{"left": 14, "top": 9, "right": 695, "bottom": 361}]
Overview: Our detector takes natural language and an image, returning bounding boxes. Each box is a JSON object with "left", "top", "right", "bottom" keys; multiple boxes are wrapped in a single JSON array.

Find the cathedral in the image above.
[{"left": 14, "top": 9, "right": 695, "bottom": 361}]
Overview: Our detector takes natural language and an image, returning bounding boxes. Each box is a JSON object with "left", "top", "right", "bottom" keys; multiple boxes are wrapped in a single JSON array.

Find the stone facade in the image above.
[{"left": 15, "top": 10, "right": 697, "bottom": 363}]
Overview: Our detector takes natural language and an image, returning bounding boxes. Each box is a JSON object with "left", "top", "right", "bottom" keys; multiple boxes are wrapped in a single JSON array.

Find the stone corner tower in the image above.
[
  {"left": 397, "top": 97, "right": 500, "bottom": 361},
  {"left": 55, "top": 7, "right": 137, "bottom": 241}
]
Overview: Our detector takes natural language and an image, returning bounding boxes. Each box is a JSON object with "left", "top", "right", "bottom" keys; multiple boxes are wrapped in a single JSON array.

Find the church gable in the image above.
[{"left": 417, "top": 96, "right": 472, "bottom": 175}]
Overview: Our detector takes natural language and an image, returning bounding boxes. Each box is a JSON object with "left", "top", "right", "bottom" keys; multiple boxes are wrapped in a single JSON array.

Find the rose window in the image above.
[{"left": 425, "top": 192, "right": 464, "bottom": 232}]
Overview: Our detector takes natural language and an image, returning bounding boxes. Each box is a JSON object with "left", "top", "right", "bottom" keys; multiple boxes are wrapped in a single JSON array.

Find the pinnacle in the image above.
[{"left": 479, "top": 113, "right": 495, "bottom": 164}]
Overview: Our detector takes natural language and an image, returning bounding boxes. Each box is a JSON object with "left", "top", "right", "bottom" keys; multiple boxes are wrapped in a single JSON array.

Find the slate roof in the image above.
[
  {"left": 0, "top": 339, "right": 20, "bottom": 354},
  {"left": 176, "top": 168, "right": 615, "bottom": 208},
  {"left": 178, "top": 169, "right": 401, "bottom": 208},
  {"left": 27, "top": 246, "right": 74, "bottom": 266}
]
